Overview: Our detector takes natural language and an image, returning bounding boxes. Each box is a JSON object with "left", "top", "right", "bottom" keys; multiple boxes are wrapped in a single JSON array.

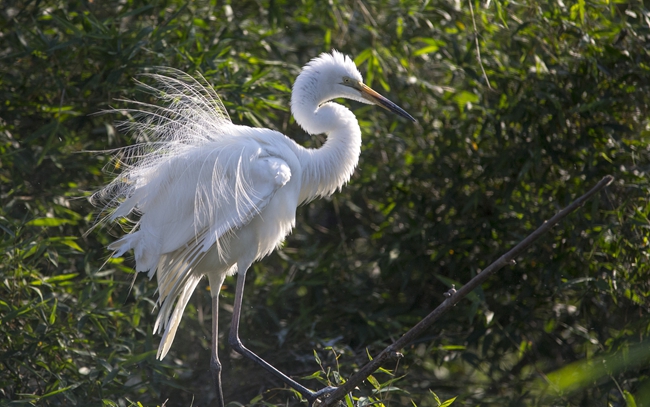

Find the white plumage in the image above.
[{"left": 93, "top": 50, "right": 414, "bottom": 406}]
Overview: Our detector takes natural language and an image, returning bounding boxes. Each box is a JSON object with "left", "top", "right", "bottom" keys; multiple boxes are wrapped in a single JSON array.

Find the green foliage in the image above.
[{"left": 1, "top": 0, "right": 649, "bottom": 406}]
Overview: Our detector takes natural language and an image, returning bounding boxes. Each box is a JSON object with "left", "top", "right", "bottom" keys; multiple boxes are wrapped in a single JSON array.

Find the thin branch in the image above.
[
  {"left": 316, "top": 175, "right": 614, "bottom": 406},
  {"left": 468, "top": 0, "right": 493, "bottom": 89}
]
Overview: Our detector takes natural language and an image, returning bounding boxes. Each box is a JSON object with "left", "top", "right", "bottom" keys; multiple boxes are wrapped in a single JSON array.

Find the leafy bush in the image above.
[{"left": 1, "top": 0, "right": 649, "bottom": 406}]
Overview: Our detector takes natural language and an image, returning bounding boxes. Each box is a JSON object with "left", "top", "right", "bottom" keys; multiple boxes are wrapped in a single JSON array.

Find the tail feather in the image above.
[
  {"left": 155, "top": 273, "right": 203, "bottom": 360},
  {"left": 152, "top": 231, "right": 213, "bottom": 360},
  {"left": 108, "top": 231, "right": 160, "bottom": 277}
]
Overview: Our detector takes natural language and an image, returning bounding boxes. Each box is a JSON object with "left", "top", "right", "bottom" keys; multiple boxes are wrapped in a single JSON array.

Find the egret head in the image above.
[{"left": 292, "top": 50, "right": 416, "bottom": 122}]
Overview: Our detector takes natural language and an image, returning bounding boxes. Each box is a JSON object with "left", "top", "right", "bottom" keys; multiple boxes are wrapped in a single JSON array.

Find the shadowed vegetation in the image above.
[{"left": 1, "top": 0, "right": 649, "bottom": 406}]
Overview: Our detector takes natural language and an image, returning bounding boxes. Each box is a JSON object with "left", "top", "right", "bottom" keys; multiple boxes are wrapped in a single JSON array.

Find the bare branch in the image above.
[
  {"left": 468, "top": 0, "right": 493, "bottom": 89},
  {"left": 316, "top": 175, "right": 614, "bottom": 406}
]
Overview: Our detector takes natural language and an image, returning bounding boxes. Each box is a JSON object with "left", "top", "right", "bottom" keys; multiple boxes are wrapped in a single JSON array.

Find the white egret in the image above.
[{"left": 94, "top": 50, "right": 415, "bottom": 406}]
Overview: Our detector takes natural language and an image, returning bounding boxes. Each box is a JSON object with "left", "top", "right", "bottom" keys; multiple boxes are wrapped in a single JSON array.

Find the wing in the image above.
[
  {"left": 108, "top": 136, "right": 292, "bottom": 274},
  {"left": 94, "top": 68, "right": 292, "bottom": 272},
  {"left": 92, "top": 69, "right": 293, "bottom": 360},
  {"left": 106, "top": 135, "right": 292, "bottom": 360}
]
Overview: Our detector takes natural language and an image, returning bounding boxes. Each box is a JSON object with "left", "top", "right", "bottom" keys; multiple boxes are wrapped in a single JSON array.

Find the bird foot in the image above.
[
  {"left": 308, "top": 386, "right": 337, "bottom": 406},
  {"left": 443, "top": 284, "right": 457, "bottom": 298}
]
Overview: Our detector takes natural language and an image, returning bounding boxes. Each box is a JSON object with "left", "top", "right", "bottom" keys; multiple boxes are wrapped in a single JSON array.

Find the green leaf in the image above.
[
  {"left": 59, "top": 238, "right": 84, "bottom": 252},
  {"left": 121, "top": 350, "right": 156, "bottom": 367},
  {"left": 624, "top": 390, "right": 637, "bottom": 407},
  {"left": 367, "top": 374, "right": 381, "bottom": 390},
  {"left": 300, "top": 371, "right": 323, "bottom": 380},
  {"left": 440, "top": 345, "right": 466, "bottom": 351},
  {"left": 413, "top": 45, "right": 440, "bottom": 56},
  {"left": 452, "top": 91, "right": 479, "bottom": 108},
  {"left": 26, "top": 218, "right": 72, "bottom": 227},
  {"left": 578, "top": 0, "right": 585, "bottom": 24},
  {"left": 48, "top": 299, "right": 57, "bottom": 325},
  {"left": 440, "top": 396, "right": 458, "bottom": 407},
  {"left": 495, "top": 0, "right": 509, "bottom": 28},
  {"left": 430, "top": 390, "right": 442, "bottom": 405},
  {"left": 44, "top": 273, "right": 79, "bottom": 284}
]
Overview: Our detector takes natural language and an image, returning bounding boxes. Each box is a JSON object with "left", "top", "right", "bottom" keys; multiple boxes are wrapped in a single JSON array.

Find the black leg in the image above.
[
  {"left": 211, "top": 285, "right": 225, "bottom": 407},
  {"left": 228, "top": 266, "right": 337, "bottom": 405}
]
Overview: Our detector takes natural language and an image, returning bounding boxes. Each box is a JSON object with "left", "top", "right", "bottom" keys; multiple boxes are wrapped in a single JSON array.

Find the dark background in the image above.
[{"left": 1, "top": 0, "right": 649, "bottom": 406}]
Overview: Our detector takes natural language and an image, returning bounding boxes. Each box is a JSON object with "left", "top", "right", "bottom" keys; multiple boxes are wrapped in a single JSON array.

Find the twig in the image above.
[
  {"left": 468, "top": 0, "right": 492, "bottom": 89},
  {"left": 316, "top": 175, "right": 614, "bottom": 406}
]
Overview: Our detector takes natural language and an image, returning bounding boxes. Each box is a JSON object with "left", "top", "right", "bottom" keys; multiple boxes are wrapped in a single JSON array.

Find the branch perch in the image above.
[{"left": 317, "top": 175, "right": 614, "bottom": 406}]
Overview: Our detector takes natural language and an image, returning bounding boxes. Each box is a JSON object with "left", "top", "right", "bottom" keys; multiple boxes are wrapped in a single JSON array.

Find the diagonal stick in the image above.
[{"left": 317, "top": 175, "right": 614, "bottom": 406}]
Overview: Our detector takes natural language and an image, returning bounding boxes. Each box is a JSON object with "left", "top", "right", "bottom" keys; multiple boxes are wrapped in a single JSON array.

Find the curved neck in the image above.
[{"left": 293, "top": 102, "right": 362, "bottom": 203}]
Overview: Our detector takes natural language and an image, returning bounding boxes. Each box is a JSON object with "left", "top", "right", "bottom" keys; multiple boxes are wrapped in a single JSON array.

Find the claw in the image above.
[{"left": 308, "top": 386, "right": 338, "bottom": 406}]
